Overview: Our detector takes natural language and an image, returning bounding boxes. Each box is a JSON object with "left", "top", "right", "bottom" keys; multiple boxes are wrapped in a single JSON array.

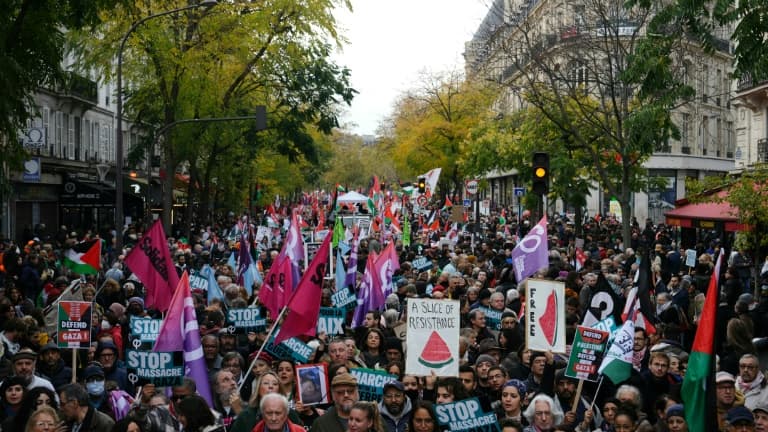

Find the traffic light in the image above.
[
  {"left": 532, "top": 152, "right": 549, "bottom": 195},
  {"left": 417, "top": 177, "right": 426, "bottom": 193}
]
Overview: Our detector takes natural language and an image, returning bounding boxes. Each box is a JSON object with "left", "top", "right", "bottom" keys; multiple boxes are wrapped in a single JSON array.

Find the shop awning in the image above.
[{"left": 664, "top": 191, "right": 749, "bottom": 232}]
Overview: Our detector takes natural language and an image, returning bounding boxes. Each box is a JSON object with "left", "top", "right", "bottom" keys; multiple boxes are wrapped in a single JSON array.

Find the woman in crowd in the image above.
[
  {"left": 595, "top": 398, "right": 620, "bottom": 431},
  {"left": 385, "top": 361, "right": 404, "bottom": 380},
  {"left": 4, "top": 387, "right": 59, "bottom": 431},
  {"left": 612, "top": 407, "right": 639, "bottom": 432},
  {"left": 665, "top": 404, "right": 688, "bottom": 432},
  {"left": 409, "top": 401, "right": 439, "bottom": 432},
  {"left": 347, "top": 401, "right": 385, "bottom": 432},
  {"left": 24, "top": 406, "right": 59, "bottom": 432},
  {"left": 435, "top": 377, "right": 470, "bottom": 404},
  {"left": 113, "top": 416, "right": 145, "bottom": 432},
  {"left": 522, "top": 394, "right": 563, "bottom": 432},
  {"left": 175, "top": 395, "right": 224, "bottom": 432},
  {"left": 276, "top": 360, "right": 297, "bottom": 402},
  {"left": 0, "top": 376, "right": 27, "bottom": 426},
  {"left": 360, "top": 328, "right": 385, "bottom": 368},
  {"left": 496, "top": 379, "right": 528, "bottom": 426}
]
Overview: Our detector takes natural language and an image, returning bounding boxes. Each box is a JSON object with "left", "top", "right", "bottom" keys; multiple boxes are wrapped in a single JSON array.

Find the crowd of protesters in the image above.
[{"left": 0, "top": 207, "right": 767, "bottom": 432}]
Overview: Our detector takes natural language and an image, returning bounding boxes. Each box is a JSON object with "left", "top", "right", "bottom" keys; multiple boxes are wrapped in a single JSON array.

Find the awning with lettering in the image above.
[
  {"left": 60, "top": 179, "right": 142, "bottom": 209},
  {"left": 664, "top": 190, "right": 749, "bottom": 232}
]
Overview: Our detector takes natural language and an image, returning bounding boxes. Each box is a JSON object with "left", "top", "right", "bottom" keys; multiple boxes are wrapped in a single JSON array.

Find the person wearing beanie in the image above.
[
  {"left": 37, "top": 343, "right": 73, "bottom": 390},
  {"left": 474, "top": 354, "right": 497, "bottom": 395},
  {"left": 523, "top": 351, "right": 555, "bottom": 397},
  {"left": 665, "top": 404, "right": 687, "bottom": 431}
]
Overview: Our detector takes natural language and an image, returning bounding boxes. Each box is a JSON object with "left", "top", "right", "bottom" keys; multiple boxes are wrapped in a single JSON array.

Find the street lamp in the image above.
[{"left": 115, "top": 0, "right": 217, "bottom": 251}]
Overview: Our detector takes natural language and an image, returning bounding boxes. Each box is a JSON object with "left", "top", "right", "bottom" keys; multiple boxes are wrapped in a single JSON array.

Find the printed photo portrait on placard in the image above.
[{"left": 296, "top": 364, "right": 329, "bottom": 405}]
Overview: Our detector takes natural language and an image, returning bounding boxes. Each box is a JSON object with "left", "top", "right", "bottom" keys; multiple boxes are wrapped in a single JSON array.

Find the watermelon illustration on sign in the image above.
[
  {"left": 538, "top": 290, "right": 559, "bottom": 346},
  {"left": 418, "top": 331, "right": 454, "bottom": 368}
]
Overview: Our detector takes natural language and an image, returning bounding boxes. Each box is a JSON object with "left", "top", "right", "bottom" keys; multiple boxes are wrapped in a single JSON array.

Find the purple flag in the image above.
[
  {"left": 344, "top": 231, "right": 358, "bottom": 290},
  {"left": 154, "top": 272, "right": 213, "bottom": 406},
  {"left": 376, "top": 241, "right": 400, "bottom": 297},
  {"left": 236, "top": 233, "right": 253, "bottom": 295},
  {"left": 352, "top": 253, "right": 383, "bottom": 327},
  {"left": 511, "top": 215, "right": 549, "bottom": 282}
]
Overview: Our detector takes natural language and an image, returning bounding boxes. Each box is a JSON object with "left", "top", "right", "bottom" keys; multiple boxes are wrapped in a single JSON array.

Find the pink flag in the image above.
[
  {"left": 274, "top": 235, "right": 331, "bottom": 344},
  {"left": 375, "top": 241, "right": 400, "bottom": 298},
  {"left": 259, "top": 255, "right": 292, "bottom": 319},
  {"left": 124, "top": 220, "right": 179, "bottom": 312},
  {"left": 153, "top": 273, "right": 213, "bottom": 406}
]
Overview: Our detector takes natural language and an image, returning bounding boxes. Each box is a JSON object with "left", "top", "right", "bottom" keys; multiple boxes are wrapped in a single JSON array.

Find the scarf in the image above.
[{"left": 633, "top": 347, "right": 646, "bottom": 371}]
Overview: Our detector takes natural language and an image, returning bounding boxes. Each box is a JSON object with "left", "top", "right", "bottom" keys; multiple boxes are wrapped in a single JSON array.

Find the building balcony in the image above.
[{"left": 52, "top": 72, "right": 98, "bottom": 111}]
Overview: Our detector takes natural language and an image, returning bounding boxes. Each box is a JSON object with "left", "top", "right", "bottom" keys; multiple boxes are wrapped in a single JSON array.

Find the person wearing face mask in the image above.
[
  {"left": 96, "top": 307, "right": 124, "bottom": 356},
  {"left": 82, "top": 364, "right": 114, "bottom": 419}
]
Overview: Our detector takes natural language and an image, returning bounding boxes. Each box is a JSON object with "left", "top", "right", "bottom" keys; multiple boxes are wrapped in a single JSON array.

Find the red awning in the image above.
[{"left": 664, "top": 191, "right": 749, "bottom": 232}]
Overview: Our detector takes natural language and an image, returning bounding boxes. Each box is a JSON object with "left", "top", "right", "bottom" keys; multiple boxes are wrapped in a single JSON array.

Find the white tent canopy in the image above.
[{"left": 337, "top": 191, "right": 369, "bottom": 203}]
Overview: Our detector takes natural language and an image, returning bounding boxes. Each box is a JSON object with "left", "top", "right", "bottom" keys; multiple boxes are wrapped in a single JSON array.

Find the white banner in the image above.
[
  {"left": 525, "top": 279, "right": 566, "bottom": 353},
  {"left": 405, "top": 299, "right": 460, "bottom": 377}
]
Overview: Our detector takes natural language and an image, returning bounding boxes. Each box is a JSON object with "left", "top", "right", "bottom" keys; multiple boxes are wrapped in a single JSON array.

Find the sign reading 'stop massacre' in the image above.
[{"left": 435, "top": 398, "right": 500, "bottom": 432}]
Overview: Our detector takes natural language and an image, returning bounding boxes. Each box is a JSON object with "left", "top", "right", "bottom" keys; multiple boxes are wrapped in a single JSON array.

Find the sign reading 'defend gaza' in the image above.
[{"left": 405, "top": 298, "right": 460, "bottom": 377}]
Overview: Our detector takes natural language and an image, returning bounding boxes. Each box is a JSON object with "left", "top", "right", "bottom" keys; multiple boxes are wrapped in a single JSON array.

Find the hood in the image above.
[{"left": 378, "top": 396, "right": 412, "bottom": 422}]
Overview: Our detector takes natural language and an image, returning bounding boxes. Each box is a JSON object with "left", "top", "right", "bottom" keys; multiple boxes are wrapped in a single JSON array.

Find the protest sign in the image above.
[
  {"left": 57, "top": 301, "right": 92, "bottom": 349},
  {"left": 331, "top": 287, "right": 357, "bottom": 309},
  {"left": 565, "top": 326, "right": 609, "bottom": 382},
  {"left": 189, "top": 269, "right": 209, "bottom": 293},
  {"left": 685, "top": 249, "right": 697, "bottom": 267},
  {"left": 129, "top": 317, "right": 162, "bottom": 350},
  {"left": 349, "top": 368, "right": 396, "bottom": 402},
  {"left": 435, "top": 398, "right": 500, "bottom": 432},
  {"left": 296, "top": 364, "right": 329, "bottom": 405},
  {"left": 477, "top": 307, "right": 502, "bottom": 331},
  {"left": 405, "top": 298, "right": 460, "bottom": 377},
  {"left": 412, "top": 256, "right": 433, "bottom": 272},
  {"left": 226, "top": 307, "right": 266, "bottom": 333},
  {"left": 317, "top": 307, "right": 346, "bottom": 335},
  {"left": 126, "top": 350, "right": 184, "bottom": 386},
  {"left": 525, "top": 279, "right": 566, "bottom": 353},
  {"left": 263, "top": 331, "right": 312, "bottom": 363}
]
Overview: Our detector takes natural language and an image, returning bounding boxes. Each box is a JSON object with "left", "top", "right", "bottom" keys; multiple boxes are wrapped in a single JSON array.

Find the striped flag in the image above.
[
  {"left": 63, "top": 240, "right": 101, "bottom": 275},
  {"left": 344, "top": 229, "right": 358, "bottom": 290},
  {"left": 154, "top": 272, "right": 213, "bottom": 406},
  {"left": 598, "top": 312, "right": 635, "bottom": 384},
  {"left": 352, "top": 253, "right": 383, "bottom": 327}
]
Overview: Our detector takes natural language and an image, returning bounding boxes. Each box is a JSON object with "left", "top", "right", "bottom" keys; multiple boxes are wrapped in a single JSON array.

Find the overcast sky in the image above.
[{"left": 332, "top": 0, "right": 492, "bottom": 136}]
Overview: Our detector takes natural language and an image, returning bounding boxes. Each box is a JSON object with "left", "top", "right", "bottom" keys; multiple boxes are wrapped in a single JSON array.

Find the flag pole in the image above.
[
  {"left": 588, "top": 376, "right": 605, "bottom": 411},
  {"left": 237, "top": 305, "right": 288, "bottom": 393}
]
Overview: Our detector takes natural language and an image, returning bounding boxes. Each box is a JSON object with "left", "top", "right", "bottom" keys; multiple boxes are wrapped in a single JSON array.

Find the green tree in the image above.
[{"left": 1, "top": 0, "right": 118, "bottom": 196}]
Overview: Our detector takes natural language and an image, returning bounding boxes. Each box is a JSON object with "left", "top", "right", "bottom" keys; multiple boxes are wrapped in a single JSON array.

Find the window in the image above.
[
  {"left": 55, "top": 111, "right": 63, "bottom": 158},
  {"left": 74, "top": 116, "right": 82, "bottom": 161},
  {"left": 42, "top": 107, "right": 50, "bottom": 156},
  {"left": 83, "top": 119, "right": 91, "bottom": 160},
  {"left": 568, "top": 61, "right": 589, "bottom": 87},
  {"left": 681, "top": 113, "right": 690, "bottom": 149}
]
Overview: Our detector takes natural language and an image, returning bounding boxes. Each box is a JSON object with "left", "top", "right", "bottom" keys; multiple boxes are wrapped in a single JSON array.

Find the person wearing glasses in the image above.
[
  {"left": 736, "top": 354, "right": 768, "bottom": 411},
  {"left": 58, "top": 383, "right": 114, "bottom": 432},
  {"left": 312, "top": 373, "right": 360, "bottom": 432},
  {"left": 378, "top": 381, "right": 412, "bottom": 432},
  {"left": 24, "top": 406, "right": 60, "bottom": 432},
  {"left": 94, "top": 341, "right": 131, "bottom": 393},
  {"left": 522, "top": 394, "right": 563, "bottom": 432}
]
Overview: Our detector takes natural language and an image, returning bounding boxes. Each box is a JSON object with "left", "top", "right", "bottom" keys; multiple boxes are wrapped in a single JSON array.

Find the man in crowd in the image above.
[
  {"left": 737, "top": 354, "right": 768, "bottom": 410},
  {"left": 12, "top": 349, "right": 56, "bottom": 392},
  {"left": 254, "top": 393, "right": 304, "bottom": 432},
  {"left": 718, "top": 372, "right": 746, "bottom": 431},
  {"left": 312, "top": 373, "right": 359, "bottom": 432},
  {"left": 212, "top": 369, "right": 239, "bottom": 429},
  {"left": 379, "top": 381, "right": 412, "bottom": 432},
  {"left": 95, "top": 340, "right": 131, "bottom": 393},
  {"left": 37, "top": 342, "right": 72, "bottom": 390},
  {"left": 59, "top": 383, "right": 114, "bottom": 432}
]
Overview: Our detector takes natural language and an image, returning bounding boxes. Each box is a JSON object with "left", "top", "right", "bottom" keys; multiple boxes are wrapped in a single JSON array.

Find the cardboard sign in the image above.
[
  {"left": 126, "top": 350, "right": 184, "bottom": 386},
  {"left": 129, "top": 317, "right": 162, "bottom": 350},
  {"left": 331, "top": 287, "right": 357, "bottom": 309},
  {"left": 477, "top": 307, "right": 503, "bottom": 331},
  {"left": 226, "top": 307, "right": 266, "bottom": 333},
  {"left": 57, "top": 301, "right": 92, "bottom": 349},
  {"left": 264, "top": 331, "right": 312, "bottom": 363},
  {"left": 525, "top": 279, "right": 566, "bottom": 353},
  {"left": 405, "top": 299, "right": 460, "bottom": 377},
  {"left": 349, "top": 368, "right": 397, "bottom": 402},
  {"left": 317, "top": 307, "right": 346, "bottom": 335},
  {"left": 435, "top": 398, "right": 500, "bottom": 432},
  {"left": 565, "top": 326, "right": 609, "bottom": 382}
]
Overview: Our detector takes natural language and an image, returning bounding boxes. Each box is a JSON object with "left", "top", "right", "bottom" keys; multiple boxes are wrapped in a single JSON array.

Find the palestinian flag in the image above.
[
  {"left": 63, "top": 240, "right": 101, "bottom": 275},
  {"left": 681, "top": 249, "right": 724, "bottom": 432}
]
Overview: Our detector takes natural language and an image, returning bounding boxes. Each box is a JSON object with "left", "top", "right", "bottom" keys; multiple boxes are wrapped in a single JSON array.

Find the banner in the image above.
[
  {"left": 189, "top": 269, "right": 209, "bottom": 293},
  {"left": 263, "top": 331, "right": 312, "bottom": 363},
  {"left": 129, "top": 317, "right": 162, "bottom": 349},
  {"left": 226, "top": 307, "right": 266, "bottom": 333},
  {"left": 435, "top": 398, "right": 500, "bottom": 432},
  {"left": 349, "top": 368, "right": 397, "bottom": 402},
  {"left": 405, "top": 298, "right": 460, "bottom": 377},
  {"left": 317, "top": 307, "right": 346, "bottom": 335},
  {"left": 565, "top": 326, "right": 610, "bottom": 382},
  {"left": 331, "top": 287, "right": 357, "bottom": 309},
  {"left": 477, "top": 307, "right": 502, "bottom": 331},
  {"left": 525, "top": 279, "right": 566, "bottom": 353},
  {"left": 57, "top": 301, "right": 92, "bottom": 349},
  {"left": 126, "top": 350, "right": 184, "bottom": 386}
]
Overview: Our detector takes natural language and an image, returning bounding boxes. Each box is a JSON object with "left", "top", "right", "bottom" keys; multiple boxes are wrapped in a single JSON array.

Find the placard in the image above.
[
  {"left": 477, "top": 307, "right": 502, "bottom": 331},
  {"left": 435, "top": 398, "right": 500, "bottom": 432},
  {"left": 317, "top": 307, "right": 346, "bottom": 335},
  {"left": 126, "top": 350, "right": 184, "bottom": 386},
  {"left": 331, "top": 287, "right": 357, "bottom": 309},
  {"left": 226, "top": 307, "right": 266, "bottom": 333},
  {"left": 412, "top": 256, "right": 433, "bottom": 272},
  {"left": 263, "top": 331, "right": 312, "bottom": 363},
  {"left": 129, "top": 317, "right": 162, "bottom": 350},
  {"left": 405, "top": 298, "right": 460, "bottom": 377},
  {"left": 349, "top": 368, "right": 397, "bottom": 402},
  {"left": 57, "top": 301, "right": 92, "bottom": 349},
  {"left": 565, "top": 326, "right": 609, "bottom": 382},
  {"left": 525, "top": 279, "right": 566, "bottom": 353},
  {"left": 189, "top": 269, "right": 209, "bottom": 292},
  {"left": 685, "top": 249, "right": 697, "bottom": 267},
  {"left": 296, "top": 364, "right": 329, "bottom": 405}
]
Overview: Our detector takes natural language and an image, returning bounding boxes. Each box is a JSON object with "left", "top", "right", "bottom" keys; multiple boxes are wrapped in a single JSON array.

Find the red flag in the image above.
[
  {"left": 274, "top": 235, "right": 331, "bottom": 344},
  {"left": 259, "top": 255, "right": 293, "bottom": 319},
  {"left": 124, "top": 220, "right": 179, "bottom": 312}
]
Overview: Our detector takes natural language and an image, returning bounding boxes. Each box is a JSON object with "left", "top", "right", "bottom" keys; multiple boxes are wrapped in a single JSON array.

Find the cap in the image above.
[
  {"left": 12, "top": 349, "right": 37, "bottom": 363},
  {"left": 383, "top": 381, "right": 405, "bottom": 393},
  {"left": 248, "top": 351, "right": 273, "bottom": 364},
  {"left": 83, "top": 364, "right": 105, "bottom": 380},
  {"left": 40, "top": 342, "right": 60, "bottom": 354},
  {"left": 753, "top": 403, "right": 768, "bottom": 415},
  {"left": 726, "top": 406, "right": 755, "bottom": 425},
  {"left": 716, "top": 371, "right": 736, "bottom": 384},
  {"left": 666, "top": 404, "right": 684, "bottom": 419},
  {"left": 331, "top": 372, "right": 358, "bottom": 388},
  {"left": 478, "top": 339, "right": 502, "bottom": 354},
  {"left": 475, "top": 354, "right": 497, "bottom": 367}
]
